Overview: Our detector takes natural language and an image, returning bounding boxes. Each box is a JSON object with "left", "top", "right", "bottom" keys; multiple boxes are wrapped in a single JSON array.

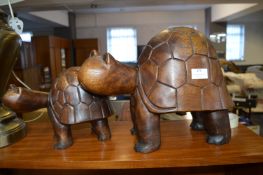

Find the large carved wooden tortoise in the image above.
[
  {"left": 78, "top": 27, "right": 233, "bottom": 153},
  {"left": 3, "top": 56, "right": 112, "bottom": 149}
]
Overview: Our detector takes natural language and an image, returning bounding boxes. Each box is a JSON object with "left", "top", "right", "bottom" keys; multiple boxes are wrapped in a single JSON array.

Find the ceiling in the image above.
[
  {"left": 6, "top": 0, "right": 263, "bottom": 13},
  {"left": 232, "top": 9, "right": 263, "bottom": 22},
  {"left": 0, "top": 0, "right": 262, "bottom": 32}
]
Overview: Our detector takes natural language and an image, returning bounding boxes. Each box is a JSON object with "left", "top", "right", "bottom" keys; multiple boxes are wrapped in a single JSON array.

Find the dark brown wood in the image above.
[
  {"left": 133, "top": 88, "right": 160, "bottom": 152},
  {"left": 2, "top": 84, "right": 48, "bottom": 113},
  {"left": 32, "top": 36, "right": 50, "bottom": 68},
  {"left": 48, "top": 66, "right": 111, "bottom": 149},
  {"left": 0, "top": 120, "right": 263, "bottom": 171},
  {"left": 78, "top": 27, "right": 234, "bottom": 153},
  {"left": 73, "top": 39, "right": 99, "bottom": 66},
  {"left": 19, "top": 66, "right": 42, "bottom": 90},
  {"left": 32, "top": 36, "right": 71, "bottom": 82}
]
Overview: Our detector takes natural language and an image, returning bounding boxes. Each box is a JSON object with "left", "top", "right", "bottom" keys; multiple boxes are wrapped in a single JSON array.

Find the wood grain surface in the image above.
[{"left": 1, "top": 120, "right": 263, "bottom": 170}]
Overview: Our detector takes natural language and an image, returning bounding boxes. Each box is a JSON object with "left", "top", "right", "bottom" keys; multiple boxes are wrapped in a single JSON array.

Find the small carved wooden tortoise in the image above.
[
  {"left": 3, "top": 56, "right": 112, "bottom": 149},
  {"left": 78, "top": 27, "right": 233, "bottom": 153}
]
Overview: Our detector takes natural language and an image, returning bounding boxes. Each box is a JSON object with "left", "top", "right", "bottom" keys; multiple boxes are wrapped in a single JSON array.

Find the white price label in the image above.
[{"left": 191, "top": 68, "right": 208, "bottom": 79}]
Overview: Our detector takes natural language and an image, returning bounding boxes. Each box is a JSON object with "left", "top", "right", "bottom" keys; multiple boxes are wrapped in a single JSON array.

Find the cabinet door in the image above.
[
  {"left": 32, "top": 36, "right": 50, "bottom": 68},
  {"left": 49, "top": 47, "right": 61, "bottom": 81},
  {"left": 73, "top": 39, "right": 98, "bottom": 66},
  {"left": 49, "top": 36, "right": 71, "bottom": 81}
]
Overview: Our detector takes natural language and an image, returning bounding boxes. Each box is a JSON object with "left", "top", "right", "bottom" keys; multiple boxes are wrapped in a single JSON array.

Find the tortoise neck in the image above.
[{"left": 121, "top": 64, "right": 137, "bottom": 94}]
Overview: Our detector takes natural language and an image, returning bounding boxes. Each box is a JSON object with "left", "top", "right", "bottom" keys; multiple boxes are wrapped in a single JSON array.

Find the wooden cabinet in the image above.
[
  {"left": 73, "top": 38, "right": 98, "bottom": 66},
  {"left": 30, "top": 37, "right": 99, "bottom": 90},
  {"left": 32, "top": 36, "right": 71, "bottom": 83}
]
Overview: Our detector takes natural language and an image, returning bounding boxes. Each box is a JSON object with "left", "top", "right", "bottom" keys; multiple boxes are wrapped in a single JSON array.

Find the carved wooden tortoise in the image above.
[
  {"left": 78, "top": 27, "right": 233, "bottom": 153},
  {"left": 3, "top": 53, "right": 112, "bottom": 149},
  {"left": 48, "top": 66, "right": 111, "bottom": 149}
]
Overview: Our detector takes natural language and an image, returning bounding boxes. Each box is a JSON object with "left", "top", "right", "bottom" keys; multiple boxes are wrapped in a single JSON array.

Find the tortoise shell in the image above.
[
  {"left": 49, "top": 67, "right": 112, "bottom": 124},
  {"left": 138, "top": 27, "right": 233, "bottom": 113}
]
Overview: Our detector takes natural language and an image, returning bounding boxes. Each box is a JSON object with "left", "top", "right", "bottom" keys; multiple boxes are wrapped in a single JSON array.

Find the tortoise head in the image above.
[{"left": 78, "top": 50, "right": 137, "bottom": 96}]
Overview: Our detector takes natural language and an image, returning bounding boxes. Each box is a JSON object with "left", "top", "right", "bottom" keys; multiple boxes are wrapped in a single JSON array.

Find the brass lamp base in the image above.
[{"left": 0, "top": 106, "right": 26, "bottom": 148}]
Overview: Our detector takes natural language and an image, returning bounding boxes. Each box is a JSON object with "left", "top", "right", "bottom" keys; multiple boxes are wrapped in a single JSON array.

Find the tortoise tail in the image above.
[{"left": 2, "top": 84, "right": 48, "bottom": 113}]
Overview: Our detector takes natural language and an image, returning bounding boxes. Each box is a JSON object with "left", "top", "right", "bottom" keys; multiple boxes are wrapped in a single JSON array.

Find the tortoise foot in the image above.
[
  {"left": 91, "top": 119, "right": 111, "bottom": 141},
  {"left": 97, "top": 132, "right": 111, "bottom": 141},
  {"left": 190, "top": 121, "right": 204, "bottom": 131},
  {"left": 92, "top": 125, "right": 111, "bottom": 141},
  {"left": 130, "top": 127, "right": 137, "bottom": 135},
  {"left": 134, "top": 141, "right": 160, "bottom": 153},
  {"left": 207, "top": 134, "right": 230, "bottom": 145},
  {"left": 54, "top": 139, "right": 73, "bottom": 150}
]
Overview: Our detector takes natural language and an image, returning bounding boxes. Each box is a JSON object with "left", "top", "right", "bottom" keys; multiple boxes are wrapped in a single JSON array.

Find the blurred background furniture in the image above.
[{"left": 219, "top": 60, "right": 263, "bottom": 135}]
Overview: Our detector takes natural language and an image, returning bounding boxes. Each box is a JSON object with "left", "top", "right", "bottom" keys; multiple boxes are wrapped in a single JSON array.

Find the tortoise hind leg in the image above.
[
  {"left": 203, "top": 110, "right": 231, "bottom": 144},
  {"left": 190, "top": 111, "right": 204, "bottom": 130},
  {"left": 91, "top": 118, "right": 111, "bottom": 141},
  {"left": 133, "top": 90, "right": 160, "bottom": 153},
  {"left": 48, "top": 107, "right": 73, "bottom": 149}
]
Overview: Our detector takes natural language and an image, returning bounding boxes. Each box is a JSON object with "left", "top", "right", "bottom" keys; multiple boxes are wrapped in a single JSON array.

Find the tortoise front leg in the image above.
[
  {"left": 190, "top": 111, "right": 204, "bottom": 130},
  {"left": 91, "top": 118, "right": 111, "bottom": 141},
  {"left": 133, "top": 89, "right": 160, "bottom": 153},
  {"left": 48, "top": 107, "right": 73, "bottom": 149},
  {"left": 203, "top": 110, "right": 231, "bottom": 144},
  {"left": 129, "top": 94, "right": 137, "bottom": 135}
]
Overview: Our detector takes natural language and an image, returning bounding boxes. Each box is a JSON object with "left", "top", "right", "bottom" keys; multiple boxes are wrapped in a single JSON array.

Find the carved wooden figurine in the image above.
[
  {"left": 78, "top": 27, "right": 233, "bottom": 153},
  {"left": 3, "top": 52, "right": 112, "bottom": 149}
]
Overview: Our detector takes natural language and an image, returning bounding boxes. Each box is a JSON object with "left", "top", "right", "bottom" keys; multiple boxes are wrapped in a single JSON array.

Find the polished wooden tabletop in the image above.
[{"left": 1, "top": 119, "right": 263, "bottom": 169}]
